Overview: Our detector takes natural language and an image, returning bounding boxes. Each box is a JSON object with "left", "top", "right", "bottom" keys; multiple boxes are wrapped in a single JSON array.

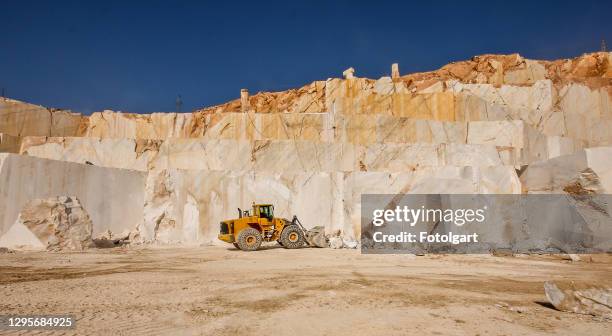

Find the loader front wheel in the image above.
[
  {"left": 280, "top": 225, "right": 305, "bottom": 249},
  {"left": 237, "top": 228, "right": 262, "bottom": 251}
]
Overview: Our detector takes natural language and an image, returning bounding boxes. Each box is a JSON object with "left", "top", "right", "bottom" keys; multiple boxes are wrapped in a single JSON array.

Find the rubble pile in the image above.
[{"left": 545, "top": 281, "right": 612, "bottom": 318}]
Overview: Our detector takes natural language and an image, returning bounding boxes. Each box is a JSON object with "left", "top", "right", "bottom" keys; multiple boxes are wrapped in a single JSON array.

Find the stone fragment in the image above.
[
  {"left": 342, "top": 67, "right": 355, "bottom": 79},
  {"left": 329, "top": 236, "right": 344, "bottom": 249},
  {"left": 496, "top": 302, "right": 529, "bottom": 314},
  {"left": 545, "top": 281, "right": 612, "bottom": 318},
  {"left": 565, "top": 254, "right": 582, "bottom": 262},
  {"left": 95, "top": 229, "right": 131, "bottom": 241},
  {"left": 305, "top": 226, "right": 328, "bottom": 248},
  {"left": 240, "top": 89, "right": 250, "bottom": 112},
  {"left": 93, "top": 228, "right": 131, "bottom": 248},
  {"left": 343, "top": 239, "right": 358, "bottom": 249},
  {"left": 391, "top": 63, "right": 400, "bottom": 79}
]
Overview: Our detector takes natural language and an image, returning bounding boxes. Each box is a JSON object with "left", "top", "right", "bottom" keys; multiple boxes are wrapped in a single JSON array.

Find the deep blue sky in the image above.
[{"left": 1, "top": 0, "right": 610, "bottom": 114}]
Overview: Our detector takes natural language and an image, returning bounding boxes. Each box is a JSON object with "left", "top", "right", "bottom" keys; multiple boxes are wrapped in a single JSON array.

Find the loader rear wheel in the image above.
[
  {"left": 236, "top": 228, "right": 262, "bottom": 251},
  {"left": 280, "top": 225, "right": 304, "bottom": 249}
]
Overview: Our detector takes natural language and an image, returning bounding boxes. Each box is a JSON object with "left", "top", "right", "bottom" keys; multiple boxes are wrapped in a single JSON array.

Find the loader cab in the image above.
[{"left": 253, "top": 204, "right": 274, "bottom": 221}]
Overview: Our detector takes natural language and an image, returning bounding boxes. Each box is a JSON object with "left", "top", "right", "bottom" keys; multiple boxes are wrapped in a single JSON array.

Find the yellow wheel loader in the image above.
[{"left": 217, "top": 203, "right": 309, "bottom": 251}]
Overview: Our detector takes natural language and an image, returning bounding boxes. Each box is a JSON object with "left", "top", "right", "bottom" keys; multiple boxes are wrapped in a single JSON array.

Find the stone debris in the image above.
[
  {"left": 2, "top": 196, "right": 95, "bottom": 251},
  {"left": 565, "top": 254, "right": 582, "bottom": 262},
  {"left": 327, "top": 230, "right": 348, "bottom": 249},
  {"left": 328, "top": 237, "right": 344, "bottom": 249},
  {"left": 544, "top": 281, "right": 612, "bottom": 318},
  {"left": 93, "top": 229, "right": 132, "bottom": 248},
  {"left": 304, "top": 226, "right": 328, "bottom": 248},
  {"left": 95, "top": 229, "right": 131, "bottom": 241},
  {"left": 343, "top": 239, "right": 358, "bottom": 249},
  {"left": 495, "top": 301, "right": 529, "bottom": 313}
]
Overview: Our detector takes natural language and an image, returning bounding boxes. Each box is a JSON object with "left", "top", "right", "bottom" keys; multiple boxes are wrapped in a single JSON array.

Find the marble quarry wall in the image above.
[
  {"left": 59, "top": 81, "right": 611, "bottom": 148},
  {"left": 142, "top": 166, "right": 520, "bottom": 244},
  {"left": 2, "top": 54, "right": 610, "bottom": 145},
  {"left": 521, "top": 147, "right": 612, "bottom": 194},
  {"left": 0, "top": 154, "right": 145, "bottom": 240},
  {"left": 0, "top": 133, "right": 20, "bottom": 153},
  {"left": 0, "top": 52, "right": 610, "bottom": 245},
  {"left": 16, "top": 136, "right": 528, "bottom": 171},
  {"left": 17, "top": 119, "right": 584, "bottom": 171},
  {"left": 0, "top": 98, "right": 84, "bottom": 137}
]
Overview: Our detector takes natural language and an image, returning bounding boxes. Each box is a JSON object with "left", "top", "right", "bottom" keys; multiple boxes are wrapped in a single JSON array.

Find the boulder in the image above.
[
  {"left": 92, "top": 229, "right": 132, "bottom": 248},
  {"left": 0, "top": 196, "right": 95, "bottom": 251},
  {"left": 95, "top": 229, "right": 131, "bottom": 241},
  {"left": 329, "top": 236, "right": 344, "bottom": 249},
  {"left": 545, "top": 281, "right": 612, "bottom": 318},
  {"left": 342, "top": 239, "right": 358, "bottom": 249}
]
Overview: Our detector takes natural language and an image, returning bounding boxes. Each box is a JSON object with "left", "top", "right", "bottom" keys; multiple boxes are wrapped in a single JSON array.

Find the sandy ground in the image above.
[{"left": 0, "top": 245, "right": 611, "bottom": 336}]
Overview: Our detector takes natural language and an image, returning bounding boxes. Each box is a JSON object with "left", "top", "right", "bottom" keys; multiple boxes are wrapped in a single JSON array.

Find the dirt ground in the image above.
[{"left": 0, "top": 245, "right": 611, "bottom": 336}]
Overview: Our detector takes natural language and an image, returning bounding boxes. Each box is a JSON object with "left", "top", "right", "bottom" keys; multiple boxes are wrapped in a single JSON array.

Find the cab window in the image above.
[{"left": 259, "top": 205, "right": 273, "bottom": 220}]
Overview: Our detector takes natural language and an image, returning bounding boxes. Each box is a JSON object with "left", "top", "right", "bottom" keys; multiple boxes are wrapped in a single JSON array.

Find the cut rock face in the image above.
[
  {"left": 0, "top": 153, "right": 146, "bottom": 238},
  {"left": 0, "top": 196, "right": 95, "bottom": 251}
]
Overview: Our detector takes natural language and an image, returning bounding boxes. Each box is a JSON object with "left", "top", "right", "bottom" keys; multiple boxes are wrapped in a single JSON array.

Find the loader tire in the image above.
[
  {"left": 236, "top": 228, "right": 262, "bottom": 251},
  {"left": 280, "top": 225, "right": 305, "bottom": 249}
]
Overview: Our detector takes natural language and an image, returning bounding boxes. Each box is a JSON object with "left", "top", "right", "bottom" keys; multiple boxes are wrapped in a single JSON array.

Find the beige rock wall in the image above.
[
  {"left": 0, "top": 133, "right": 21, "bottom": 153},
  {"left": 21, "top": 136, "right": 151, "bottom": 171},
  {"left": 197, "top": 52, "right": 611, "bottom": 114},
  {"left": 142, "top": 166, "right": 521, "bottom": 243},
  {"left": 2, "top": 53, "right": 610, "bottom": 144},
  {"left": 19, "top": 119, "right": 581, "bottom": 171},
  {"left": 0, "top": 154, "right": 145, "bottom": 237},
  {"left": 0, "top": 98, "right": 84, "bottom": 137},
  {"left": 70, "top": 80, "right": 611, "bottom": 148},
  {"left": 520, "top": 147, "right": 612, "bottom": 194}
]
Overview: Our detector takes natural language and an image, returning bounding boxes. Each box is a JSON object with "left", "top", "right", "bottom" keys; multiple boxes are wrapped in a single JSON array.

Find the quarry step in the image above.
[{"left": 17, "top": 136, "right": 571, "bottom": 172}]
